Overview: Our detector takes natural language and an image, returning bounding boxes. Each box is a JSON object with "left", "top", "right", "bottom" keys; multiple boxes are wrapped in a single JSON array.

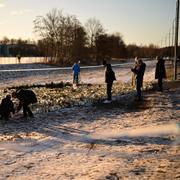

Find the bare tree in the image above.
[
  {"left": 1, "top": 37, "right": 10, "bottom": 44},
  {"left": 85, "top": 18, "right": 104, "bottom": 48},
  {"left": 84, "top": 18, "right": 104, "bottom": 63},
  {"left": 34, "top": 9, "right": 87, "bottom": 65},
  {"left": 34, "top": 9, "right": 60, "bottom": 62}
]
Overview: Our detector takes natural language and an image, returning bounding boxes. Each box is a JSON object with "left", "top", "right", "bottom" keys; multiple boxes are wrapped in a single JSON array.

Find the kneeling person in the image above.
[
  {"left": 0, "top": 95, "right": 15, "bottom": 120},
  {"left": 12, "top": 89, "right": 37, "bottom": 118}
]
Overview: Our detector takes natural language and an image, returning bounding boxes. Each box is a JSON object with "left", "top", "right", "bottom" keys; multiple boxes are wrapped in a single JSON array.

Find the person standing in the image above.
[
  {"left": 72, "top": 61, "right": 81, "bottom": 86},
  {"left": 155, "top": 56, "right": 166, "bottom": 91},
  {"left": 131, "top": 57, "right": 138, "bottom": 87},
  {"left": 17, "top": 54, "right": 21, "bottom": 64},
  {"left": 131, "top": 59, "right": 146, "bottom": 101},
  {"left": 12, "top": 89, "right": 37, "bottom": 118},
  {"left": 103, "top": 60, "right": 116, "bottom": 103}
]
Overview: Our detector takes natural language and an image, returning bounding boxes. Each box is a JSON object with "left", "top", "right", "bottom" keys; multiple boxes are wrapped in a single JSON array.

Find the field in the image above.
[{"left": 0, "top": 61, "right": 179, "bottom": 179}]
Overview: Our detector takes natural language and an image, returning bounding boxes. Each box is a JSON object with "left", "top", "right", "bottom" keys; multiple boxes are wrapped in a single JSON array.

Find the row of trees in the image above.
[
  {"left": 0, "top": 38, "right": 43, "bottom": 57},
  {"left": 1, "top": 9, "right": 172, "bottom": 64},
  {"left": 33, "top": 9, "right": 161, "bottom": 65},
  {"left": 34, "top": 9, "right": 111, "bottom": 65},
  {"left": 1, "top": 36, "right": 165, "bottom": 61}
]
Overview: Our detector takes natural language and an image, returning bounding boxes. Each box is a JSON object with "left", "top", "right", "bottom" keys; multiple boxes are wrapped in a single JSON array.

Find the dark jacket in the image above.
[
  {"left": 155, "top": 58, "right": 166, "bottom": 79},
  {"left": 105, "top": 64, "right": 116, "bottom": 83},
  {"left": 131, "top": 62, "right": 146, "bottom": 87},
  {"left": 16, "top": 89, "right": 37, "bottom": 111},
  {"left": 16, "top": 89, "right": 37, "bottom": 104},
  {"left": 0, "top": 96, "right": 15, "bottom": 115}
]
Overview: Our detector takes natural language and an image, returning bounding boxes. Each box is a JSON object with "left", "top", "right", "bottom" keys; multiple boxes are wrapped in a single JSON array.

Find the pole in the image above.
[
  {"left": 172, "top": 20, "right": 175, "bottom": 57},
  {"left": 174, "top": 0, "right": 179, "bottom": 80},
  {"left": 169, "top": 31, "right": 171, "bottom": 48},
  {"left": 165, "top": 35, "right": 167, "bottom": 48}
]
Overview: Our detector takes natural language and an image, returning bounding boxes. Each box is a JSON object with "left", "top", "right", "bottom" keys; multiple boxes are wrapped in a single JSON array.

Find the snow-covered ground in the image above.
[
  {"left": 0, "top": 61, "right": 179, "bottom": 179},
  {"left": 0, "top": 60, "right": 156, "bottom": 87}
]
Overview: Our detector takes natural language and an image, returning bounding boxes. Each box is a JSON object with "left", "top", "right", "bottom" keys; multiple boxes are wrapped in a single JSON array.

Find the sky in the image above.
[{"left": 0, "top": 0, "right": 176, "bottom": 45}]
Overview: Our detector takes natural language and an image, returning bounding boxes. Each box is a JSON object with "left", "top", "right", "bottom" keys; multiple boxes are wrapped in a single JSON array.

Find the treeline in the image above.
[
  {"left": 0, "top": 9, "right": 174, "bottom": 64},
  {"left": 33, "top": 9, "right": 161, "bottom": 65},
  {"left": 0, "top": 38, "right": 44, "bottom": 57}
]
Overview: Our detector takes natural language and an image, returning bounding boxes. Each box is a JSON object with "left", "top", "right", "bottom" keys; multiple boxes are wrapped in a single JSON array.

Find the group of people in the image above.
[
  {"left": 0, "top": 89, "right": 37, "bottom": 120},
  {"left": 100, "top": 57, "right": 146, "bottom": 103},
  {"left": 72, "top": 59, "right": 116, "bottom": 103},
  {"left": 0, "top": 56, "right": 166, "bottom": 120},
  {"left": 103, "top": 56, "right": 166, "bottom": 103}
]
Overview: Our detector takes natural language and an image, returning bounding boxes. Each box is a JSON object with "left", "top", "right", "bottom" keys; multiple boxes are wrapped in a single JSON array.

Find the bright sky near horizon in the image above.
[{"left": 0, "top": 0, "right": 176, "bottom": 45}]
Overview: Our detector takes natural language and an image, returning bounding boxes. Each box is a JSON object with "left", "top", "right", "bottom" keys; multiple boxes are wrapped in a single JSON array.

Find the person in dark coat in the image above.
[
  {"left": 131, "top": 59, "right": 146, "bottom": 101},
  {"left": 103, "top": 61, "right": 116, "bottom": 103},
  {"left": 155, "top": 56, "right": 166, "bottom": 91},
  {"left": 0, "top": 95, "right": 15, "bottom": 120},
  {"left": 12, "top": 89, "right": 37, "bottom": 117}
]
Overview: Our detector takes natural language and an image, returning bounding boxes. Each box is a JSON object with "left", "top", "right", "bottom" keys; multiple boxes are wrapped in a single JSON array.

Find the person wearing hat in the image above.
[
  {"left": 12, "top": 89, "right": 37, "bottom": 118},
  {"left": 0, "top": 94, "right": 15, "bottom": 120},
  {"left": 131, "top": 58, "right": 146, "bottom": 101}
]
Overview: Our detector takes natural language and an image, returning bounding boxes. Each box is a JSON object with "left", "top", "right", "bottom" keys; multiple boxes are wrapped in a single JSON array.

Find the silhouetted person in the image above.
[
  {"left": 103, "top": 60, "right": 116, "bottom": 103},
  {"left": 0, "top": 95, "right": 15, "bottom": 120},
  {"left": 131, "top": 59, "right": 146, "bottom": 101},
  {"left": 155, "top": 56, "right": 166, "bottom": 91},
  {"left": 72, "top": 61, "right": 80, "bottom": 85},
  {"left": 17, "top": 54, "right": 21, "bottom": 64},
  {"left": 12, "top": 89, "right": 37, "bottom": 118},
  {"left": 131, "top": 57, "right": 138, "bottom": 87}
]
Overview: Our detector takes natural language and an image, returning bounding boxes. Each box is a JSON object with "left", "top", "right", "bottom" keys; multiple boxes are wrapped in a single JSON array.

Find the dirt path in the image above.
[{"left": 0, "top": 83, "right": 179, "bottom": 179}]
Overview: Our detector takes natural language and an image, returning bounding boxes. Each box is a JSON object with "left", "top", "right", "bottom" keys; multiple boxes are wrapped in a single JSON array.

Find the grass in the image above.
[
  {"left": 166, "top": 62, "right": 180, "bottom": 80},
  {"left": 1, "top": 81, "right": 149, "bottom": 113},
  {"left": 0, "top": 62, "right": 179, "bottom": 113}
]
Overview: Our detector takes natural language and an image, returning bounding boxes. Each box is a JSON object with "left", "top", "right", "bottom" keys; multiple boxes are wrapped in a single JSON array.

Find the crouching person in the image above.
[
  {"left": 12, "top": 89, "right": 37, "bottom": 118},
  {"left": 0, "top": 95, "right": 15, "bottom": 120}
]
